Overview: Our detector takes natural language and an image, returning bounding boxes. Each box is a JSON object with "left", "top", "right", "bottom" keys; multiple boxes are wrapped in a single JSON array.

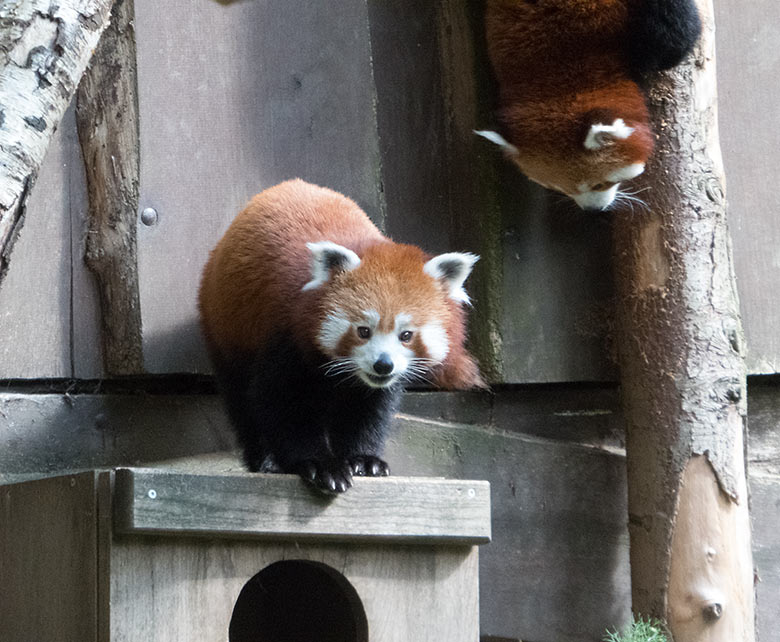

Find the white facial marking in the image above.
[
  {"left": 571, "top": 184, "right": 620, "bottom": 211},
  {"left": 353, "top": 330, "right": 413, "bottom": 388},
  {"left": 302, "top": 241, "right": 361, "bottom": 291},
  {"left": 419, "top": 321, "right": 449, "bottom": 362},
  {"left": 317, "top": 313, "right": 351, "bottom": 352},
  {"left": 423, "top": 252, "right": 479, "bottom": 305},
  {"left": 362, "top": 309, "right": 380, "bottom": 328},
  {"left": 474, "top": 130, "right": 519, "bottom": 156},
  {"left": 584, "top": 119, "right": 634, "bottom": 150},
  {"left": 606, "top": 163, "right": 645, "bottom": 182}
]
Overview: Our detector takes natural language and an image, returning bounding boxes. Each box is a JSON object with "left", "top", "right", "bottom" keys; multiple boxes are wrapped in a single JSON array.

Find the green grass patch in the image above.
[{"left": 603, "top": 616, "right": 669, "bottom": 642}]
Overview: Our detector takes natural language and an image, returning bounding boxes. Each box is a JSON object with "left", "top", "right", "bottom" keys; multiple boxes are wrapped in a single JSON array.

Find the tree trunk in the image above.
[
  {"left": 612, "top": 1, "right": 756, "bottom": 640},
  {"left": 0, "top": 0, "right": 112, "bottom": 287}
]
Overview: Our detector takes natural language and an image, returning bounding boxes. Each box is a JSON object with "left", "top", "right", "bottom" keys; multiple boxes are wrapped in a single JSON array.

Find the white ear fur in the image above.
[
  {"left": 584, "top": 118, "right": 634, "bottom": 150},
  {"left": 423, "top": 252, "right": 479, "bottom": 305},
  {"left": 474, "top": 130, "right": 519, "bottom": 156},
  {"left": 302, "top": 241, "right": 361, "bottom": 291}
]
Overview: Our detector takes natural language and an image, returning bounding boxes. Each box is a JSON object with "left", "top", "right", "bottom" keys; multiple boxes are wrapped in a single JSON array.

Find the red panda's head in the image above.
[
  {"left": 476, "top": 109, "right": 654, "bottom": 211},
  {"left": 302, "top": 241, "right": 478, "bottom": 389}
]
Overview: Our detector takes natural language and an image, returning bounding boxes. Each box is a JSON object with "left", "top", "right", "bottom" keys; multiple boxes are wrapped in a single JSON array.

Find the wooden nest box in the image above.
[{"left": 1, "top": 468, "right": 491, "bottom": 641}]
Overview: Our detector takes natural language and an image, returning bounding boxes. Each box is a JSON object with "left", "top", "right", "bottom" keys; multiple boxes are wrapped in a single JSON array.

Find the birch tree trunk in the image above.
[
  {"left": 612, "top": 1, "right": 756, "bottom": 640},
  {"left": 0, "top": 0, "right": 112, "bottom": 286}
]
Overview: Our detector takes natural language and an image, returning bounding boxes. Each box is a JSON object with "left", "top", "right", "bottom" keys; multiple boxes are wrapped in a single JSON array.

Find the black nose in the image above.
[{"left": 373, "top": 353, "right": 394, "bottom": 375}]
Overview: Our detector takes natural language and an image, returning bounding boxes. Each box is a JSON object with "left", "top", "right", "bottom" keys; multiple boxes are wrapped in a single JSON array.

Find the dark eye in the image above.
[
  {"left": 399, "top": 330, "right": 414, "bottom": 343},
  {"left": 591, "top": 181, "right": 616, "bottom": 192},
  {"left": 357, "top": 326, "right": 371, "bottom": 339}
]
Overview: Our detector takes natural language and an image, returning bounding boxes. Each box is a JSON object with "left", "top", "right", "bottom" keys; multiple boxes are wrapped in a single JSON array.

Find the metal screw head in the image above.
[
  {"left": 147, "top": 489, "right": 157, "bottom": 499},
  {"left": 140, "top": 207, "right": 158, "bottom": 226}
]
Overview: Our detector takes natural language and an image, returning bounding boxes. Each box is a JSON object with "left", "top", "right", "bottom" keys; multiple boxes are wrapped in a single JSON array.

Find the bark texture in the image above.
[
  {"left": 75, "top": 0, "right": 143, "bottom": 374},
  {"left": 612, "top": 1, "right": 755, "bottom": 639},
  {"left": 0, "top": 0, "right": 112, "bottom": 287}
]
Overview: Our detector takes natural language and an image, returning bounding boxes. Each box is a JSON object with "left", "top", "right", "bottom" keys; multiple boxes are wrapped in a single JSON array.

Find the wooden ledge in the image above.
[{"left": 113, "top": 468, "right": 491, "bottom": 545}]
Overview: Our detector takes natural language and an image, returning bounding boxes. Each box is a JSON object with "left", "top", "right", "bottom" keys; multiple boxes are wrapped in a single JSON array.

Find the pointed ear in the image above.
[
  {"left": 474, "top": 130, "right": 519, "bottom": 156},
  {"left": 584, "top": 118, "right": 634, "bottom": 150},
  {"left": 424, "top": 253, "right": 479, "bottom": 304},
  {"left": 302, "top": 241, "right": 361, "bottom": 291}
]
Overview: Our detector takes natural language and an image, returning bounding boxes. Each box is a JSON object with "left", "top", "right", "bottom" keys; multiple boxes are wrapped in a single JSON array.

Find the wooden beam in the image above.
[
  {"left": 113, "top": 468, "right": 492, "bottom": 545},
  {"left": 75, "top": 0, "right": 143, "bottom": 374}
]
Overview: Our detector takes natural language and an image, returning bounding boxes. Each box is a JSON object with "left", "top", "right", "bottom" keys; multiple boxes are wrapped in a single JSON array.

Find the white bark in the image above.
[{"left": 0, "top": 0, "right": 112, "bottom": 283}]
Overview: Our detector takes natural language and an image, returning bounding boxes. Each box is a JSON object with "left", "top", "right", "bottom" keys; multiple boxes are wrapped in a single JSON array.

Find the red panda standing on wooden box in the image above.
[
  {"left": 199, "top": 179, "right": 484, "bottom": 494},
  {"left": 477, "top": 0, "right": 702, "bottom": 211}
]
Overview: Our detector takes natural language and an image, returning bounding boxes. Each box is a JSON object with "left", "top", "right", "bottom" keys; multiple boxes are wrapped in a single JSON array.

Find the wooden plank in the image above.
[
  {"left": 0, "top": 472, "right": 99, "bottom": 641},
  {"left": 0, "top": 107, "right": 74, "bottom": 378},
  {"left": 386, "top": 413, "right": 631, "bottom": 642},
  {"left": 109, "top": 539, "right": 479, "bottom": 642},
  {"left": 0, "top": 393, "right": 234, "bottom": 484},
  {"left": 0, "top": 101, "right": 103, "bottom": 379},
  {"left": 133, "top": 0, "right": 383, "bottom": 373},
  {"left": 750, "top": 475, "right": 780, "bottom": 640},
  {"left": 113, "top": 468, "right": 491, "bottom": 545},
  {"left": 367, "top": 0, "right": 451, "bottom": 254},
  {"left": 714, "top": 0, "right": 780, "bottom": 374}
]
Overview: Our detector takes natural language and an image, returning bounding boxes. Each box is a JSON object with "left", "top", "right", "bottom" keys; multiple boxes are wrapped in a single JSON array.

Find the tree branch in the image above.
[{"left": 0, "top": 0, "right": 113, "bottom": 287}]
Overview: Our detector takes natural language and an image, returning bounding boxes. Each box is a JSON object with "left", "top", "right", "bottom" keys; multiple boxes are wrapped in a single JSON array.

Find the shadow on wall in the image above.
[{"left": 142, "top": 317, "right": 212, "bottom": 375}]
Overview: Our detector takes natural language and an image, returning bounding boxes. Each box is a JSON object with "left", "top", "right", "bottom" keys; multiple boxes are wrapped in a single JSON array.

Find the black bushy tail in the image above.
[{"left": 627, "top": 0, "right": 703, "bottom": 74}]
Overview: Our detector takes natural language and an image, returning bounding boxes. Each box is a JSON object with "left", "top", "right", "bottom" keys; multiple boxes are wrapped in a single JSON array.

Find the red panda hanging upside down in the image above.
[
  {"left": 477, "top": 0, "right": 702, "bottom": 211},
  {"left": 199, "top": 180, "right": 484, "bottom": 494}
]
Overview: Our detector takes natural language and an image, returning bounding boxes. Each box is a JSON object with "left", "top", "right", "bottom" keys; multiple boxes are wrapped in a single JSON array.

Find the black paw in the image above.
[
  {"left": 294, "top": 459, "right": 354, "bottom": 494},
  {"left": 348, "top": 455, "right": 390, "bottom": 478}
]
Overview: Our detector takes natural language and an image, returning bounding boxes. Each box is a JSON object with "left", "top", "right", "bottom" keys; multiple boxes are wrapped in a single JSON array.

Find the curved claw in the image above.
[
  {"left": 295, "top": 459, "right": 354, "bottom": 495},
  {"left": 349, "top": 455, "right": 390, "bottom": 478}
]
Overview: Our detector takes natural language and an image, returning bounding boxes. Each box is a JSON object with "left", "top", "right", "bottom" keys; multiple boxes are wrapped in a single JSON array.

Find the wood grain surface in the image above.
[{"left": 114, "top": 468, "right": 491, "bottom": 545}]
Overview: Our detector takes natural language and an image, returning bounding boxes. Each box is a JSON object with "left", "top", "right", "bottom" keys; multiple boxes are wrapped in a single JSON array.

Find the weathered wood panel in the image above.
[
  {"left": 388, "top": 413, "right": 632, "bottom": 642},
  {"left": 133, "top": 0, "right": 384, "bottom": 373},
  {"left": 0, "top": 392, "right": 234, "bottom": 484},
  {"left": 0, "top": 103, "right": 103, "bottom": 379},
  {"left": 714, "top": 0, "right": 780, "bottom": 374},
  {"left": 0, "top": 108, "right": 73, "bottom": 378},
  {"left": 367, "top": 0, "right": 452, "bottom": 254},
  {"left": 750, "top": 475, "right": 780, "bottom": 642},
  {"left": 109, "top": 538, "right": 479, "bottom": 642},
  {"left": 114, "top": 468, "right": 490, "bottom": 544},
  {"left": 0, "top": 472, "right": 99, "bottom": 642}
]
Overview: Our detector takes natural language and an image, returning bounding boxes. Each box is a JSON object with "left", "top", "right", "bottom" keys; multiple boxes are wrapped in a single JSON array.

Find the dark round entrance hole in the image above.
[{"left": 229, "top": 559, "right": 369, "bottom": 642}]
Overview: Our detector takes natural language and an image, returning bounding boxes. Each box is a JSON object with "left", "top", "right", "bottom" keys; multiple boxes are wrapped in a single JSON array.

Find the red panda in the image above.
[
  {"left": 477, "top": 0, "right": 701, "bottom": 210},
  {"left": 199, "top": 179, "right": 484, "bottom": 493}
]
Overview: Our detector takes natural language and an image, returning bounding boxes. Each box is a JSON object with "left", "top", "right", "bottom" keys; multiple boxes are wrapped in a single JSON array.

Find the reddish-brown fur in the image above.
[
  {"left": 485, "top": 0, "right": 654, "bottom": 193},
  {"left": 199, "top": 179, "right": 483, "bottom": 389}
]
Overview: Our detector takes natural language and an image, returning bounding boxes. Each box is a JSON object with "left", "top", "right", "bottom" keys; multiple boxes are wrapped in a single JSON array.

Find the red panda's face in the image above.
[
  {"left": 477, "top": 116, "right": 653, "bottom": 211},
  {"left": 304, "top": 242, "right": 477, "bottom": 389}
]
